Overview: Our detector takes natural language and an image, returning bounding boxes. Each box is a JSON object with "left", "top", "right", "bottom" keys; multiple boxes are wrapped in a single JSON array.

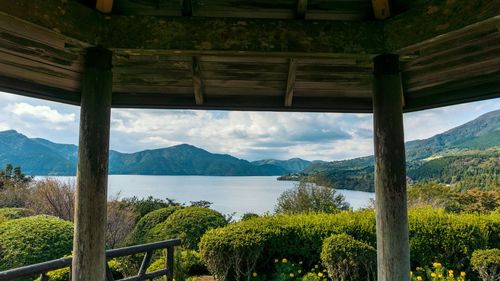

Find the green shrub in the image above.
[
  {"left": 147, "top": 250, "right": 205, "bottom": 281},
  {"left": 0, "top": 207, "right": 33, "bottom": 219},
  {"left": 127, "top": 206, "right": 182, "bottom": 245},
  {"left": 0, "top": 214, "right": 6, "bottom": 225},
  {"left": 320, "top": 234, "right": 376, "bottom": 281},
  {"left": 35, "top": 258, "right": 124, "bottom": 281},
  {"left": 408, "top": 208, "right": 500, "bottom": 271},
  {"left": 0, "top": 215, "right": 73, "bottom": 270},
  {"left": 200, "top": 212, "right": 376, "bottom": 281},
  {"left": 241, "top": 213, "right": 259, "bottom": 221},
  {"left": 148, "top": 207, "right": 227, "bottom": 250},
  {"left": 471, "top": 249, "right": 500, "bottom": 281},
  {"left": 199, "top": 209, "right": 500, "bottom": 280}
]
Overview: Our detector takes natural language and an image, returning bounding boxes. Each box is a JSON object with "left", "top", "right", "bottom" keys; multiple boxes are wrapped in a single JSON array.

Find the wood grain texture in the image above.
[
  {"left": 72, "top": 47, "right": 112, "bottom": 281},
  {"left": 192, "top": 56, "right": 204, "bottom": 105},
  {"left": 372, "top": 53, "right": 410, "bottom": 281},
  {"left": 285, "top": 58, "right": 298, "bottom": 106}
]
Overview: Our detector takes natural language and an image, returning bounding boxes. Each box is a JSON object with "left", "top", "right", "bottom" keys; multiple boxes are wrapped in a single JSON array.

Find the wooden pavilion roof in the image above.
[{"left": 0, "top": 0, "right": 499, "bottom": 113}]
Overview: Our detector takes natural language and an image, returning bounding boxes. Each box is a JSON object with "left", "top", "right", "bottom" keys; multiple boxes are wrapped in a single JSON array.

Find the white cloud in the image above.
[
  {"left": 0, "top": 122, "right": 9, "bottom": 131},
  {"left": 8, "top": 102, "right": 75, "bottom": 123},
  {"left": 0, "top": 91, "right": 498, "bottom": 162}
]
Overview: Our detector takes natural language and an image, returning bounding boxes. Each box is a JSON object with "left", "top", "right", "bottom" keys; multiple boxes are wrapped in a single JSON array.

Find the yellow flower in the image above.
[
  {"left": 318, "top": 273, "right": 323, "bottom": 277},
  {"left": 299, "top": 261, "right": 303, "bottom": 265},
  {"left": 460, "top": 272, "right": 466, "bottom": 277},
  {"left": 323, "top": 269, "right": 327, "bottom": 272},
  {"left": 282, "top": 258, "right": 288, "bottom": 263},
  {"left": 431, "top": 273, "right": 437, "bottom": 277},
  {"left": 289, "top": 273, "right": 294, "bottom": 278},
  {"left": 432, "top": 262, "right": 442, "bottom": 268},
  {"left": 410, "top": 271, "right": 413, "bottom": 277},
  {"left": 438, "top": 274, "right": 443, "bottom": 278},
  {"left": 416, "top": 267, "right": 423, "bottom": 271},
  {"left": 274, "top": 259, "right": 279, "bottom": 263},
  {"left": 315, "top": 265, "right": 319, "bottom": 269},
  {"left": 417, "top": 276, "right": 422, "bottom": 281},
  {"left": 448, "top": 270, "right": 454, "bottom": 277},
  {"left": 252, "top": 272, "right": 258, "bottom": 277},
  {"left": 298, "top": 270, "right": 302, "bottom": 274}
]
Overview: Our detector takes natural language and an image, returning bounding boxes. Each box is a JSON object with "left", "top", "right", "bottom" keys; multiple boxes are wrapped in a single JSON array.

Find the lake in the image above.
[{"left": 48, "top": 175, "right": 374, "bottom": 217}]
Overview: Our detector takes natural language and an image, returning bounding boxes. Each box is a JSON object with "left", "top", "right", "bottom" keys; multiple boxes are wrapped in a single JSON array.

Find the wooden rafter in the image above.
[
  {"left": 285, "top": 58, "right": 298, "bottom": 107},
  {"left": 181, "top": 0, "right": 193, "bottom": 16},
  {"left": 96, "top": 0, "right": 114, "bottom": 13},
  {"left": 296, "top": 0, "right": 308, "bottom": 19},
  {"left": 192, "top": 57, "right": 204, "bottom": 105},
  {"left": 371, "top": 0, "right": 390, "bottom": 19}
]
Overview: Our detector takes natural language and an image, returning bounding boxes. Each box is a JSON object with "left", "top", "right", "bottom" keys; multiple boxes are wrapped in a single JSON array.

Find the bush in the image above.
[
  {"left": 147, "top": 250, "right": 206, "bottom": 281},
  {"left": 471, "top": 249, "right": 500, "bottom": 281},
  {"left": 199, "top": 209, "right": 500, "bottom": 281},
  {"left": 35, "top": 259, "right": 124, "bottom": 281},
  {"left": 148, "top": 207, "right": 227, "bottom": 250},
  {"left": 127, "top": 206, "right": 182, "bottom": 245},
  {"left": 321, "top": 234, "right": 376, "bottom": 281},
  {"left": 241, "top": 213, "right": 259, "bottom": 221},
  {"left": 200, "top": 212, "right": 376, "bottom": 281},
  {"left": 275, "top": 183, "right": 350, "bottom": 214},
  {"left": 408, "top": 208, "right": 500, "bottom": 271},
  {"left": 0, "top": 214, "right": 6, "bottom": 225},
  {"left": 28, "top": 178, "right": 74, "bottom": 221},
  {"left": 0, "top": 207, "right": 33, "bottom": 219},
  {"left": 0, "top": 215, "right": 73, "bottom": 270},
  {"left": 121, "top": 196, "right": 180, "bottom": 218}
]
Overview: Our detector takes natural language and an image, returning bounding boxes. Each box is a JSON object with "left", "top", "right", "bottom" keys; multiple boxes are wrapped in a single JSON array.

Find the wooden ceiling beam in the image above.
[
  {"left": 285, "top": 58, "right": 298, "bottom": 107},
  {"left": 181, "top": 0, "right": 193, "bottom": 16},
  {"left": 371, "top": 0, "right": 391, "bottom": 20},
  {"left": 296, "top": 0, "right": 308, "bottom": 19},
  {"left": 2, "top": 0, "right": 496, "bottom": 55},
  {"left": 96, "top": 0, "right": 114, "bottom": 13},
  {"left": 192, "top": 56, "right": 204, "bottom": 105}
]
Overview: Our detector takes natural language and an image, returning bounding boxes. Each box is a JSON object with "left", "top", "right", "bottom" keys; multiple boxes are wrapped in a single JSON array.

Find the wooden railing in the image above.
[{"left": 0, "top": 239, "right": 181, "bottom": 281}]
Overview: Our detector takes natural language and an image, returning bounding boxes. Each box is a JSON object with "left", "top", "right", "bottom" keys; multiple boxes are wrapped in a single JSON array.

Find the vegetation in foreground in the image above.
[{"left": 0, "top": 164, "right": 499, "bottom": 281}]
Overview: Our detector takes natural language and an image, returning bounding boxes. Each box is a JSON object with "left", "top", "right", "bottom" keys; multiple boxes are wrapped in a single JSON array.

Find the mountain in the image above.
[
  {"left": 252, "top": 158, "right": 314, "bottom": 173},
  {"left": 0, "top": 130, "right": 77, "bottom": 175},
  {"left": 304, "top": 109, "right": 500, "bottom": 191},
  {"left": 108, "top": 144, "right": 287, "bottom": 176},
  {"left": 0, "top": 131, "right": 287, "bottom": 176}
]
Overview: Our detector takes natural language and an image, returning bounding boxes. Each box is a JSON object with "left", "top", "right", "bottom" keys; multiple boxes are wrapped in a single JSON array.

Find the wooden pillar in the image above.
[
  {"left": 372, "top": 53, "right": 410, "bottom": 281},
  {"left": 72, "top": 47, "right": 113, "bottom": 281}
]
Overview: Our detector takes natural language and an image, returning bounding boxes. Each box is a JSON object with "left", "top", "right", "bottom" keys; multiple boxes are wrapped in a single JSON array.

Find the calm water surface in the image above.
[{"left": 48, "top": 175, "right": 374, "bottom": 217}]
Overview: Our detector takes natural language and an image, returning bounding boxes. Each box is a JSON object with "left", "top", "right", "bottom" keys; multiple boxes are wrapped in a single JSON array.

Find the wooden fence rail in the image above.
[{"left": 0, "top": 239, "right": 181, "bottom": 281}]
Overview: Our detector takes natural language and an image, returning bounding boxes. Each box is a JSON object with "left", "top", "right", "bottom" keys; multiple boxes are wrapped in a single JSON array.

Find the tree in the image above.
[
  {"left": 106, "top": 200, "right": 136, "bottom": 248},
  {"left": 28, "top": 178, "right": 75, "bottom": 221},
  {"left": 275, "top": 182, "right": 350, "bottom": 214},
  {"left": 0, "top": 164, "right": 33, "bottom": 189}
]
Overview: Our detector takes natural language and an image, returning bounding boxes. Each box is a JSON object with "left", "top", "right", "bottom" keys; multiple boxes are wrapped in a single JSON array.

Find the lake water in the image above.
[{"left": 48, "top": 175, "right": 374, "bottom": 217}]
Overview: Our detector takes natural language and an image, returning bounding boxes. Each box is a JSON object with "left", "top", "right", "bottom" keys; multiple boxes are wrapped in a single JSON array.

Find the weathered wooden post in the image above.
[
  {"left": 372, "top": 53, "right": 410, "bottom": 281},
  {"left": 72, "top": 46, "right": 113, "bottom": 281}
]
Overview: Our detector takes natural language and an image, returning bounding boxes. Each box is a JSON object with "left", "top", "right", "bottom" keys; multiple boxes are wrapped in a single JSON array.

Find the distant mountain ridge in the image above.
[
  {"left": 0, "top": 130, "right": 309, "bottom": 176},
  {"left": 304, "top": 109, "right": 500, "bottom": 191},
  {"left": 252, "top": 158, "right": 319, "bottom": 173}
]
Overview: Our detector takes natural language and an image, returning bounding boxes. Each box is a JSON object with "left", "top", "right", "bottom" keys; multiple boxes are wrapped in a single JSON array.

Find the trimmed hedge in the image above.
[
  {"left": 199, "top": 209, "right": 500, "bottom": 280},
  {"left": 200, "top": 211, "right": 376, "bottom": 281},
  {"left": 321, "top": 234, "right": 376, "bottom": 281},
  {"left": 127, "top": 206, "right": 182, "bottom": 245},
  {"left": 0, "top": 208, "right": 33, "bottom": 220},
  {"left": 408, "top": 208, "right": 500, "bottom": 270},
  {"left": 0, "top": 215, "right": 73, "bottom": 270},
  {"left": 148, "top": 207, "right": 227, "bottom": 250}
]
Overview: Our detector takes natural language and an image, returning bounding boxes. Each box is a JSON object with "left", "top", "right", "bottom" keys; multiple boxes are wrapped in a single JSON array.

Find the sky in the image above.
[{"left": 0, "top": 91, "right": 498, "bottom": 161}]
